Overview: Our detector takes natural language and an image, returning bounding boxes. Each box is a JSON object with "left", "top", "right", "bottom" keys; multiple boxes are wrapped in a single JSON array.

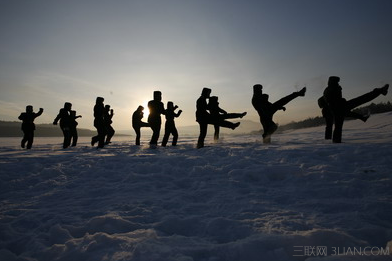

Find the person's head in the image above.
[
  {"left": 209, "top": 96, "right": 218, "bottom": 105},
  {"left": 201, "top": 88, "right": 211, "bottom": 98},
  {"left": 167, "top": 101, "right": 174, "bottom": 110},
  {"left": 253, "top": 84, "right": 263, "bottom": 95},
  {"left": 96, "top": 97, "right": 104, "bottom": 104},
  {"left": 261, "top": 94, "right": 269, "bottom": 101},
  {"left": 70, "top": 110, "right": 76, "bottom": 117},
  {"left": 137, "top": 105, "right": 144, "bottom": 112},
  {"left": 328, "top": 76, "right": 340, "bottom": 87},
  {"left": 105, "top": 105, "right": 111, "bottom": 111},
  {"left": 64, "top": 102, "right": 72, "bottom": 111},
  {"left": 153, "top": 91, "right": 162, "bottom": 101},
  {"left": 26, "top": 105, "right": 33, "bottom": 113}
]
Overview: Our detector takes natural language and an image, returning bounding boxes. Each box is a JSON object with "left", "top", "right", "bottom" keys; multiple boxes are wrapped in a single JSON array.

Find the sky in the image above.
[{"left": 0, "top": 0, "right": 391, "bottom": 131}]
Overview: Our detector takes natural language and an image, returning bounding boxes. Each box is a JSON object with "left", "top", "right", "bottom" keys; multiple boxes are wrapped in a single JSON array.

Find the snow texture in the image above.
[{"left": 1, "top": 112, "right": 392, "bottom": 261}]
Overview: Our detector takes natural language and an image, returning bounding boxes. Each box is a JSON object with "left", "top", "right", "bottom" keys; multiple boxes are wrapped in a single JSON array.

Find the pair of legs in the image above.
[
  {"left": 133, "top": 122, "right": 150, "bottom": 145},
  {"left": 330, "top": 86, "right": 388, "bottom": 143},
  {"left": 149, "top": 121, "right": 161, "bottom": 145},
  {"left": 259, "top": 89, "right": 305, "bottom": 143},
  {"left": 213, "top": 112, "right": 245, "bottom": 140},
  {"left": 61, "top": 127, "right": 72, "bottom": 149},
  {"left": 21, "top": 129, "right": 34, "bottom": 149},
  {"left": 260, "top": 119, "right": 278, "bottom": 144},
  {"left": 322, "top": 108, "right": 368, "bottom": 140},
  {"left": 197, "top": 118, "right": 241, "bottom": 148},
  {"left": 105, "top": 125, "right": 115, "bottom": 144},
  {"left": 70, "top": 127, "right": 78, "bottom": 146},
  {"left": 92, "top": 123, "right": 106, "bottom": 148},
  {"left": 162, "top": 121, "right": 178, "bottom": 146}
]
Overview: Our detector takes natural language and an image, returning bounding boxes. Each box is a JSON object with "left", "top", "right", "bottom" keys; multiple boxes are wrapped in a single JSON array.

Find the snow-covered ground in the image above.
[{"left": 1, "top": 112, "right": 392, "bottom": 261}]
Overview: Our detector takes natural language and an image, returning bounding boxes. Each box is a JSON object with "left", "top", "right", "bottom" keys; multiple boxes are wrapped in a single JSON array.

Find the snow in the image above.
[{"left": 1, "top": 112, "right": 392, "bottom": 261}]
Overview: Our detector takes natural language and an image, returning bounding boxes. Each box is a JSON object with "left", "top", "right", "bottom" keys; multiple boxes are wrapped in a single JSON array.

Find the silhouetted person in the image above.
[
  {"left": 104, "top": 105, "right": 115, "bottom": 145},
  {"left": 196, "top": 88, "right": 212, "bottom": 149},
  {"left": 132, "top": 106, "right": 150, "bottom": 145},
  {"left": 208, "top": 96, "right": 246, "bottom": 140},
  {"left": 53, "top": 102, "right": 73, "bottom": 149},
  {"left": 196, "top": 88, "right": 241, "bottom": 148},
  {"left": 252, "top": 84, "right": 306, "bottom": 143},
  {"left": 69, "top": 110, "right": 82, "bottom": 147},
  {"left": 318, "top": 77, "right": 369, "bottom": 140},
  {"left": 91, "top": 97, "right": 106, "bottom": 148},
  {"left": 321, "top": 76, "right": 389, "bottom": 143},
  {"left": 148, "top": 91, "right": 166, "bottom": 146},
  {"left": 162, "top": 102, "right": 182, "bottom": 147},
  {"left": 18, "top": 105, "right": 43, "bottom": 149}
]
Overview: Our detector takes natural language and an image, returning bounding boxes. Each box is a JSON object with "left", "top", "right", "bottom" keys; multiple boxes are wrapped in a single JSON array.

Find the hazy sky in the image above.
[{"left": 1, "top": 0, "right": 391, "bottom": 130}]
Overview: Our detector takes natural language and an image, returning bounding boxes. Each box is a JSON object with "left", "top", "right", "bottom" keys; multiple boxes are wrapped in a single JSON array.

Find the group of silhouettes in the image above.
[
  {"left": 132, "top": 91, "right": 183, "bottom": 147},
  {"left": 18, "top": 76, "right": 389, "bottom": 149},
  {"left": 50, "top": 99, "right": 116, "bottom": 149}
]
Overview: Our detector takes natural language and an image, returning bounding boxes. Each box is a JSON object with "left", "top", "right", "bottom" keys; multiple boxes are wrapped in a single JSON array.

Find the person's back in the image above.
[
  {"left": 53, "top": 102, "right": 73, "bottom": 149},
  {"left": 196, "top": 88, "right": 211, "bottom": 123},
  {"left": 19, "top": 106, "right": 43, "bottom": 130},
  {"left": 18, "top": 105, "right": 43, "bottom": 149},
  {"left": 323, "top": 76, "right": 343, "bottom": 113},
  {"left": 256, "top": 94, "right": 273, "bottom": 120},
  {"left": 148, "top": 100, "right": 164, "bottom": 123},
  {"left": 148, "top": 91, "right": 165, "bottom": 124},
  {"left": 70, "top": 111, "right": 79, "bottom": 128},
  {"left": 252, "top": 84, "right": 264, "bottom": 113},
  {"left": 321, "top": 76, "right": 389, "bottom": 143},
  {"left": 162, "top": 102, "right": 182, "bottom": 147},
  {"left": 91, "top": 97, "right": 106, "bottom": 148},
  {"left": 57, "top": 108, "right": 71, "bottom": 128},
  {"left": 132, "top": 107, "right": 144, "bottom": 128},
  {"left": 94, "top": 104, "right": 104, "bottom": 124},
  {"left": 148, "top": 91, "right": 165, "bottom": 146},
  {"left": 132, "top": 106, "right": 149, "bottom": 145},
  {"left": 252, "top": 84, "right": 306, "bottom": 143},
  {"left": 208, "top": 96, "right": 223, "bottom": 119},
  {"left": 165, "top": 108, "right": 176, "bottom": 122},
  {"left": 196, "top": 88, "right": 212, "bottom": 148},
  {"left": 69, "top": 110, "right": 81, "bottom": 147},
  {"left": 19, "top": 111, "right": 37, "bottom": 131},
  {"left": 104, "top": 105, "right": 113, "bottom": 125}
]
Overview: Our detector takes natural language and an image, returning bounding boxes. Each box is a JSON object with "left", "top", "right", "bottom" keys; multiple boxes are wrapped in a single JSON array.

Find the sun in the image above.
[{"left": 141, "top": 100, "right": 150, "bottom": 119}]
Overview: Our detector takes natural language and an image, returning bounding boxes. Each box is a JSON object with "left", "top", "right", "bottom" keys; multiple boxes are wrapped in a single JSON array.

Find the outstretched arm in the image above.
[
  {"left": 18, "top": 113, "right": 24, "bottom": 120},
  {"left": 35, "top": 108, "right": 44, "bottom": 118},
  {"left": 175, "top": 110, "right": 183, "bottom": 117},
  {"left": 53, "top": 110, "right": 61, "bottom": 125}
]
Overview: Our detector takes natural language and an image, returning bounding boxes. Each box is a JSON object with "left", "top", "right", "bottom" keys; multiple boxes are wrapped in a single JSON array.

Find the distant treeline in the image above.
[
  {"left": 352, "top": 101, "right": 392, "bottom": 115},
  {"left": 0, "top": 121, "right": 97, "bottom": 137},
  {"left": 252, "top": 101, "right": 392, "bottom": 134}
]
